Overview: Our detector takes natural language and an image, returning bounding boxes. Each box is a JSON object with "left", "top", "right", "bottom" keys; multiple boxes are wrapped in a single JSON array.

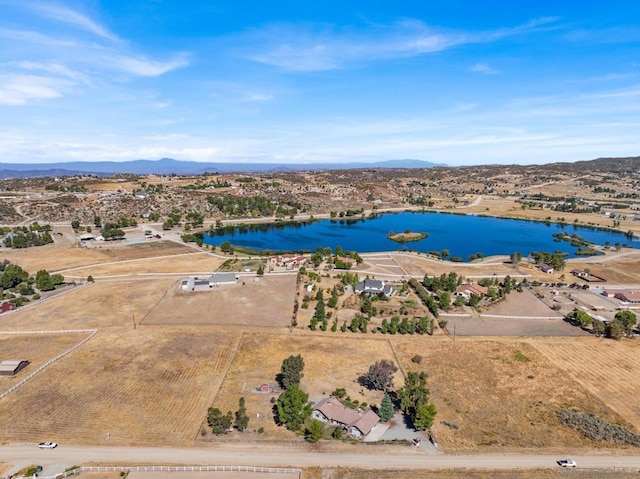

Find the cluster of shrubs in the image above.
[{"left": 557, "top": 409, "right": 640, "bottom": 446}]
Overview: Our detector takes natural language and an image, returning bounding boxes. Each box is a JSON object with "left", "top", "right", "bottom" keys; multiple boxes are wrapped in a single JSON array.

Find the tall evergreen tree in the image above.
[{"left": 379, "top": 393, "right": 395, "bottom": 422}]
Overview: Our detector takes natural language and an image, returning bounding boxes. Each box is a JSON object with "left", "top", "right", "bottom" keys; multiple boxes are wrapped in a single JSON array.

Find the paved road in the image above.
[{"left": 2, "top": 444, "right": 640, "bottom": 473}]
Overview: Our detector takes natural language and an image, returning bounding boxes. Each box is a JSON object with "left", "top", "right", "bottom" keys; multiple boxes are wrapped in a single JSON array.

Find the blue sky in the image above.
[{"left": 1, "top": 1, "right": 640, "bottom": 166}]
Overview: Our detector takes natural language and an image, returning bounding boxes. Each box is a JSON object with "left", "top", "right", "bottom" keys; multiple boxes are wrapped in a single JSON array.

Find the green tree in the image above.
[
  {"left": 35, "top": 269, "right": 54, "bottom": 291},
  {"left": 207, "top": 407, "right": 233, "bottom": 434},
  {"left": 305, "top": 419, "right": 324, "bottom": 443},
  {"left": 279, "top": 354, "right": 305, "bottom": 389},
  {"left": 438, "top": 291, "right": 451, "bottom": 311},
  {"left": 313, "top": 291, "right": 326, "bottom": 323},
  {"left": 256, "top": 264, "right": 265, "bottom": 276},
  {"left": 379, "top": 393, "right": 395, "bottom": 422},
  {"left": 568, "top": 309, "right": 594, "bottom": 328},
  {"left": 414, "top": 403, "right": 438, "bottom": 431},
  {"left": 275, "top": 384, "right": 312, "bottom": 431},
  {"left": 234, "top": 397, "right": 250, "bottom": 432},
  {"left": 0, "top": 264, "right": 29, "bottom": 289},
  {"left": 71, "top": 219, "right": 80, "bottom": 229},
  {"left": 510, "top": 252, "right": 522, "bottom": 264},
  {"left": 397, "top": 371, "right": 436, "bottom": 430},
  {"left": 614, "top": 310, "right": 637, "bottom": 337}
]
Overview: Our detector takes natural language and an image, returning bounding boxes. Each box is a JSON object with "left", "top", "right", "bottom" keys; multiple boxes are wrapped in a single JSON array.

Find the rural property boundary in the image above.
[
  {"left": 0, "top": 329, "right": 97, "bottom": 400},
  {"left": 12, "top": 465, "right": 301, "bottom": 479}
]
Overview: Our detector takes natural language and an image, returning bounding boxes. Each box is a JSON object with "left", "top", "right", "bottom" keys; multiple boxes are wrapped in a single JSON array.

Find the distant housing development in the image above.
[{"left": 312, "top": 396, "right": 381, "bottom": 439}]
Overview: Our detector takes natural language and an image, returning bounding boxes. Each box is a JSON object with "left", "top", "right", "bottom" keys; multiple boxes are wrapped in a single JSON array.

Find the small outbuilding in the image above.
[
  {"left": 0, "top": 301, "right": 16, "bottom": 313},
  {"left": 0, "top": 359, "right": 29, "bottom": 376}
]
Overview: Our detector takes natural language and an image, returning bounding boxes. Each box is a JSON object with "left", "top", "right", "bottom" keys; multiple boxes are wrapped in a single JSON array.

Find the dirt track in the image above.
[{"left": 2, "top": 444, "right": 640, "bottom": 472}]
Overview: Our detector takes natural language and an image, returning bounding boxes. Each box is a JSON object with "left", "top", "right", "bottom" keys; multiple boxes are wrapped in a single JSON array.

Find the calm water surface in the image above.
[{"left": 204, "top": 211, "right": 638, "bottom": 260}]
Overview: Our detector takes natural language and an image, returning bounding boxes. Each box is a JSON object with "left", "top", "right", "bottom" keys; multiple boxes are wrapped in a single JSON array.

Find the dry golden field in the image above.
[
  {"left": 0, "top": 327, "right": 241, "bottom": 446},
  {"left": 143, "top": 275, "right": 297, "bottom": 327},
  {"left": 0, "top": 240, "right": 195, "bottom": 274},
  {"left": 1, "top": 279, "right": 176, "bottom": 331},
  {"left": 61, "top": 252, "right": 224, "bottom": 279},
  {"left": 208, "top": 333, "right": 398, "bottom": 441},
  {"left": 568, "top": 256, "right": 640, "bottom": 284},
  {"left": 530, "top": 338, "right": 640, "bottom": 432},
  {"left": 393, "top": 338, "right": 625, "bottom": 451},
  {"left": 1, "top": 236, "right": 639, "bottom": 454},
  {"left": 317, "top": 468, "right": 640, "bottom": 479},
  {"left": 0, "top": 332, "right": 89, "bottom": 390}
]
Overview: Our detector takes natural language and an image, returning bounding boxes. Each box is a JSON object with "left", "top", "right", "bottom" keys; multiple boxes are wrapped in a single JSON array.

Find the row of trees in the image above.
[
  {"left": 207, "top": 396, "right": 250, "bottom": 434},
  {"left": 569, "top": 309, "right": 637, "bottom": 339},
  {"left": 2, "top": 223, "right": 54, "bottom": 249}
]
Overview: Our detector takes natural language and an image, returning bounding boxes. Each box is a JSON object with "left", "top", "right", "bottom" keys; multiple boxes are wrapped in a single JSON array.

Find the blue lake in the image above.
[{"left": 203, "top": 211, "right": 639, "bottom": 260}]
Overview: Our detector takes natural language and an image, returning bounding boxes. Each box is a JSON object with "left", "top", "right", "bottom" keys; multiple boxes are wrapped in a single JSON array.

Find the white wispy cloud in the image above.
[
  {"left": 243, "top": 17, "right": 558, "bottom": 71},
  {"left": 0, "top": 3, "right": 190, "bottom": 105},
  {"left": 26, "top": 2, "right": 120, "bottom": 42},
  {"left": 9, "top": 61, "right": 90, "bottom": 83},
  {"left": 468, "top": 63, "right": 500, "bottom": 74},
  {"left": 0, "top": 74, "right": 67, "bottom": 105},
  {"left": 109, "top": 53, "right": 190, "bottom": 77}
]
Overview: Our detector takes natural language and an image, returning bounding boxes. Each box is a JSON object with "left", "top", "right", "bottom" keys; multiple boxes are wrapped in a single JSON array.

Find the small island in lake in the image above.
[{"left": 387, "top": 230, "right": 428, "bottom": 243}]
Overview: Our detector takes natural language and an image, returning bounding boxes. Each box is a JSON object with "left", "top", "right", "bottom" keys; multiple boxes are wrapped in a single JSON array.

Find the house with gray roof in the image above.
[{"left": 354, "top": 279, "right": 393, "bottom": 297}]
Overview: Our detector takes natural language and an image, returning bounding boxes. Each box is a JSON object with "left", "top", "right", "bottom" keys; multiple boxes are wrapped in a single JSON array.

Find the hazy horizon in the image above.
[{"left": 2, "top": 1, "right": 640, "bottom": 166}]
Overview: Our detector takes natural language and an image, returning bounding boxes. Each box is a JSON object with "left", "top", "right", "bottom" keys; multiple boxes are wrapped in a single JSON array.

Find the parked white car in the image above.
[
  {"left": 38, "top": 442, "right": 57, "bottom": 449},
  {"left": 557, "top": 459, "right": 576, "bottom": 467}
]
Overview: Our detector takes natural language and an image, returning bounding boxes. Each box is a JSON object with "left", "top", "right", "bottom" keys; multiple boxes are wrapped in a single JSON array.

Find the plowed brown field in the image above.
[
  {"left": 0, "top": 328, "right": 241, "bottom": 446},
  {"left": 530, "top": 338, "right": 640, "bottom": 432}
]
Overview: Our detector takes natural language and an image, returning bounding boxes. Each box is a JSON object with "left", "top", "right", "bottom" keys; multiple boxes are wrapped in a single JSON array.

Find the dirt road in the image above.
[{"left": 2, "top": 444, "right": 640, "bottom": 472}]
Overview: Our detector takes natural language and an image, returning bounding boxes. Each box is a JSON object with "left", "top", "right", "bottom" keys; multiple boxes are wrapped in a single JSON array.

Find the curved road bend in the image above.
[{"left": 1, "top": 445, "right": 640, "bottom": 471}]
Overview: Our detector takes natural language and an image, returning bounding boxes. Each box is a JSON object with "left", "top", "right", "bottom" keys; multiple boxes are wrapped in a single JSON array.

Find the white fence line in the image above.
[
  {"left": 0, "top": 283, "right": 90, "bottom": 318},
  {"left": 0, "top": 329, "right": 97, "bottom": 400},
  {"left": 479, "top": 314, "right": 563, "bottom": 320},
  {"left": 17, "top": 465, "right": 302, "bottom": 479}
]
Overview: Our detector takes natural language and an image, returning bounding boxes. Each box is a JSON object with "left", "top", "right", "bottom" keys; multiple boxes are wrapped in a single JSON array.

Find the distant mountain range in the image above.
[{"left": 0, "top": 158, "right": 444, "bottom": 179}]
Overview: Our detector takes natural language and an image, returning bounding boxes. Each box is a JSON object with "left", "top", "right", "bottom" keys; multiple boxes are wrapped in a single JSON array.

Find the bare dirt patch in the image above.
[
  {"left": 391, "top": 253, "right": 522, "bottom": 279},
  {"left": 143, "top": 275, "right": 297, "bottom": 328},
  {"left": 444, "top": 289, "right": 585, "bottom": 337},
  {"left": 479, "top": 288, "right": 560, "bottom": 317},
  {"left": 393, "top": 338, "right": 624, "bottom": 451},
  {"left": 0, "top": 328, "right": 241, "bottom": 446}
]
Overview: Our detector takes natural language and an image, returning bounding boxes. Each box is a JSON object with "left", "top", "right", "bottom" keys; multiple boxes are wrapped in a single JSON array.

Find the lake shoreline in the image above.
[{"left": 198, "top": 208, "right": 638, "bottom": 261}]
